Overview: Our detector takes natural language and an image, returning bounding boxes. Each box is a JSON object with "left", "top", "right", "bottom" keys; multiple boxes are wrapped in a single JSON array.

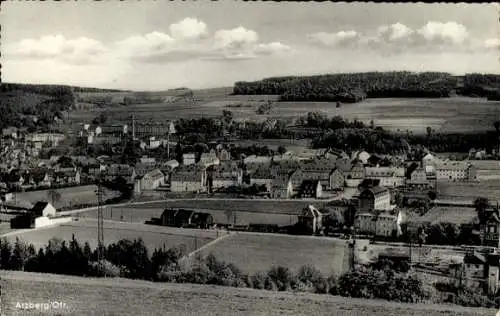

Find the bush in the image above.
[
  {"left": 267, "top": 266, "right": 295, "bottom": 291},
  {"left": 88, "top": 260, "right": 121, "bottom": 277}
]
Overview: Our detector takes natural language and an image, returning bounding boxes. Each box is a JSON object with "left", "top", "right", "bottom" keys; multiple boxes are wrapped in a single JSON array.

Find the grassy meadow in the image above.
[
  {"left": 69, "top": 88, "right": 500, "bottom": 135},
  {"left": 437, "top": 180, "right": 500, "bottom": 203},
  {"left": 13, "top": 185, "right": 121, "bottom": 210},
  {"left": 1, "top": 271, "right": 494, "bottom": 316},
  {"left": 197, "top": 232, "right": 348, "bottom": 276},
  {"left": 5, "top": 219, "right": 219, "bottom": 253}
]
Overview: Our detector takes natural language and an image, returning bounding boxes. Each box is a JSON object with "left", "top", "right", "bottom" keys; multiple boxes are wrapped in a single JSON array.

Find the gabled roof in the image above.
[
  {"left": 31, "top": 201, "right": 51, "bottom": 216},
  {"left": 143, "top": 169, "right": 164, "bottom": 180},
  {"left": 360, "top": 185, "right": 388, "bottom": 196}
]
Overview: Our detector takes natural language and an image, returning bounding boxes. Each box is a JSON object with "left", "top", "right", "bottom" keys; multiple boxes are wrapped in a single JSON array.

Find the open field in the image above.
[
  {"left": 196, "top": 232, "right": 347, "bottom": 276},
  {"left": 76, "top": 205, "right": 300, "bottom": 226},
  {"left": 5, "top": 219, "right": 219, "bottom": 252},
  {"left": 69, "top": 94, "right": 500, "bottom": 134},
  {"left": 13, "top": 185, "right": 121, "bottom": 209},
  {"left": 1, "top": 271, "right": 493, "bottom": 316},
  {"left": 437, "top": 180, "right": 500, "bottom": 203}
]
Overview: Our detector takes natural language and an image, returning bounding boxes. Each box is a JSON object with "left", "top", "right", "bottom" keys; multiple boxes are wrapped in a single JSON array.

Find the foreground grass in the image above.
[
  {"left": 197, "top": 232, "right": 347, "bottom": 276},
  {"left": 0, "top": 270, "right": 494, "bottom": 316}
]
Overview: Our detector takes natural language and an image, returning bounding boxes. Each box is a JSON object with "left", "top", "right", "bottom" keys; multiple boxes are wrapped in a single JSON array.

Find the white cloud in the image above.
[
  {"left": 416, "top": 21, "right": 469, "bottom": 45},
  {"left": 484, "top": 38, "right": 500, "bottom": 49},
  {"left": 169, "top": 17, "right": 208, "bottom": 40},
  {"left": 377, "top": 23, "right": 413, "bottom": 42},
  {"left": 308, "top": 31, "right": 359, "bottom": 47},
  {"left": 254, "top": 42, "right": 291, "bottom": 55},
  {"left": 6, "top": 19, "right": 289, "bottom": 66},
  {"left": 114, "top": 31, "right": 175, "bottom": 58},
  {"left": 10, "top": 34, "right": 107, "bottom": 63},
  {"left": 213, "top": 26, "right": 259, "bottom": 50}
]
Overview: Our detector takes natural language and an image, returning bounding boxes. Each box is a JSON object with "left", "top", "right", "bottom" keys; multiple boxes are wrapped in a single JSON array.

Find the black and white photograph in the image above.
[{"left": 1, "top": 1, "right": 500, "bottom": 315}]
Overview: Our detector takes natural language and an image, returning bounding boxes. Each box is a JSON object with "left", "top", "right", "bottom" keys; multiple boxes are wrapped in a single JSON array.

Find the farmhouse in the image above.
[
  {"left": 298, "top": 158, "right": 338, "bottom": 190},
  {"left": 435, "top": 162, "right": 477, "bottom": 182},
  {"left": 358, "top": 186, "right": 391, "bottom": 212},
  {"left": 139, "top": 169, "right": 165, "bottom": 191},
  {"left": 170, "top": 165, "right": 206, "bottom": 193}
]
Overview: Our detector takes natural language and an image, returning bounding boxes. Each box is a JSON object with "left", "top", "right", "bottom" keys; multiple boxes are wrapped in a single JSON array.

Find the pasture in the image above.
[
  {"left": 411, "top": 206, "right": 478, "bottom": 225},
  {"left": 68, "top": 89, "right": 500, "bottom": 135},
  {"left": 437, "top": 180, "right": 500, "bottom": 203},
  {"left": 6, "top": 219, "right": 219, "bottom": 253},
  {"left": 14, "top": 185, "right": 121, "bottom": 210},
  {"left": 197, "top": 232, "right": 348, "bottom": 276},
  {"left": 1, "top": 271, "right": 493, "bottom": 316}
]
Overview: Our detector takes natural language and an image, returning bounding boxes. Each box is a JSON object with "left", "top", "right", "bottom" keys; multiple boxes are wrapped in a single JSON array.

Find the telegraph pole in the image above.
[{"left": 96, "top": 178, "right": 104, "bottom": 264}]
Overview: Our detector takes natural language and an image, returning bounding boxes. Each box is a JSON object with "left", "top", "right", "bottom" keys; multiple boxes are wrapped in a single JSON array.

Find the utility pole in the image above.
[{"left": 96, "top": 179, "right": 104, "bottom": 264}]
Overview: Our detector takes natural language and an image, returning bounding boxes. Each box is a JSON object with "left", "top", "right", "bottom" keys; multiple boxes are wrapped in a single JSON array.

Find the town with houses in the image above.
[{"left": 3, "top": 116, "right": 500, "bottom": 299}]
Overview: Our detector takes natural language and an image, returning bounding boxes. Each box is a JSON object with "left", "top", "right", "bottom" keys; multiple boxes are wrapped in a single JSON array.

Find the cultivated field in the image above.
[
  {"left": 69, "top": 89, "right": 500, "bottom": 135},
  {"left": 13, "top": 185, "right": 121, "bottom": 209},
  {"left": 5, "top": 219, "right": 219, "bottom": 253},
  {"left": 1, "top": 271, "right": 493, "bottom": 316},
  {"left": 196, "top": 232, "right": 348, "bottom": 276},
  {"left": 437, "top": 180, "right": 500, "bottom": 203}
]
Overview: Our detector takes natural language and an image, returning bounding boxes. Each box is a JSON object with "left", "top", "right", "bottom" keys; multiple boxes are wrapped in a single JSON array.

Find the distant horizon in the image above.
[
  {"left": 5, "top": 69, "right": 496, "bottom": 92},
  {"left": 3, "top": 2, "right": 499, "bottom": 90}
]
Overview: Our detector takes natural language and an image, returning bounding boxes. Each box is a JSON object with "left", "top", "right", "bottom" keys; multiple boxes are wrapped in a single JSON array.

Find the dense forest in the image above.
[{"left": 233, "top": 72, "right": 500, "bottom": 102}]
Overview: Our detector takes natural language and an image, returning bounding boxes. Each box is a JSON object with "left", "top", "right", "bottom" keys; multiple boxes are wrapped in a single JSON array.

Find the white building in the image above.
[
  {"left": 435, "top": 162, "right": 477, "bottom": 181},
  {"left": 365, "top": 166, "right": 406, "bottom": 188},
  {"left": 139, "top": 169, "right": 165, "bottom": 191}
]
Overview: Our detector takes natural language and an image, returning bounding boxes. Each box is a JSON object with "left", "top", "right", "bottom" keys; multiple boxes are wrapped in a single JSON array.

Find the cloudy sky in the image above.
[{"left": 2, "top": 2, "right": 499, "bottom": 90}]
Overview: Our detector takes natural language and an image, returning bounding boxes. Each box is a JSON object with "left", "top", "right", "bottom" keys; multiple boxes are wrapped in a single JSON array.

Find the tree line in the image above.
[
  {"left": 2, "top": 235, "right": 499, "bottom": 308},
  {"left": 233, "top": 72, "right": 468, "bottom": 101}
]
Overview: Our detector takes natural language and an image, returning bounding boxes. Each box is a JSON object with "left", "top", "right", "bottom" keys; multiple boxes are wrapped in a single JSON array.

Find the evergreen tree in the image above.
[{"left": 0, "top": 238, "right": 12, "bottom": 270}]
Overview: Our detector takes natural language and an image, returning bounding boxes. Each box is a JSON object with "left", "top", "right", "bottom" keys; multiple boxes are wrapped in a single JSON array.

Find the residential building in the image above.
[
  {"left": 375, "top": 213, "right": 398, "bottom": 237},
  {"left": 170, "top": 165, "right": 206, "bottom": 192},
  {"left": 31, "top": 201, "right": 56, "bottom": 217},
  {"left": 96, "top": 124, "right": 128, "bottom": 138},
  {"left": 139, "top": 169, "right": 165, "bottom": 191},
  {"left": 270, "top": 173, "right": 293, "bottom": 199},
  {"left": 354, "top": 212, "right": 376, "bottom": 235},
  {"left": 106, "top": 164, "right": 136, "bottom": 183},
  {"left": 435, "top": 162, "right": 477, "bottom": 181},
  {"left": 365, "top": 166, "right": 406, "bottom": 188},
  {"left": 25, "top": 133, "right": 66, "bottom": 147},
  {"left": 329, "top": 168, "right": 345, "bottom": 191},
  {"left": 249, "top": 167, "right": 274, "bottom": 187},
  {"left": 298, "top": 180, "right": 322, "bottom": 198},
  {"left": 218, "top": 148, "right": 231, "bottom": 162},
  {"left": 135, "top": 162, "right": 158, "bottom": 178},
  {"left": 206, "top": 162, "right": 243, "bottom": 191},
  {"left": 299, "top": 158, "right": 338, "bottom": 190},
  {"left": 347, "top": 161, "right": 366, "bottom": 179},
  {"left": 54, "top": 170, "right": 81, "bottom": 185},
  {"left": 199, "top": 152, "right": 220, "bottom": 167},
  {"left": 297, "top": 205, "right": 327, "bottom": 235},
  {"left": 182, "top": 153, "right": 196, "bottom": 166},
  {"left": 358, "top": 186, "right": 391, "bottom": 212}
]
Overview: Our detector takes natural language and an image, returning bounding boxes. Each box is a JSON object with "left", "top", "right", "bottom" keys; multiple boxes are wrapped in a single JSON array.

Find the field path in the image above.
[{"left": 182, "top": 231, "right": 234, "bottom": 260}]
